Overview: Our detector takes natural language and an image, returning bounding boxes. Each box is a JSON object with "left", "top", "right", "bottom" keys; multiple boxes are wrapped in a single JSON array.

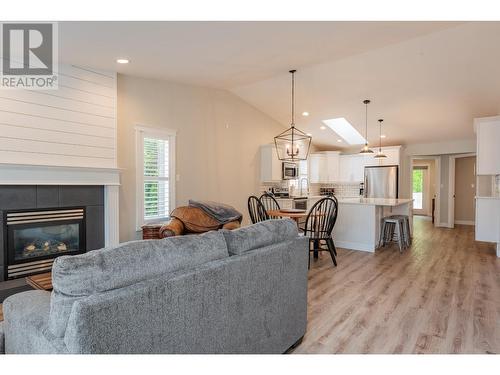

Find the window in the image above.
[{"left": 136, "top": 126, "right": 176, "bottom": 229}]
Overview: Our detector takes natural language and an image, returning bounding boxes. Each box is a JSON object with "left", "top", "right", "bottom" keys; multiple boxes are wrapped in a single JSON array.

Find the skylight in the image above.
[{"left": 322, "top": 117, "right": 366, "bottom": 145}]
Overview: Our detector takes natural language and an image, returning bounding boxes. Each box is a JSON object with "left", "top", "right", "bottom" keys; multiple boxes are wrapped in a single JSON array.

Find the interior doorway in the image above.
[
  {"left": 412, "top": 166, "right": 429, "bottom": 216},
  {"left": 449, "top": 155, "right": 477, "bottom": 226},
  {"left": 411, "top": 157, "right": 440, "bottom": 225}
]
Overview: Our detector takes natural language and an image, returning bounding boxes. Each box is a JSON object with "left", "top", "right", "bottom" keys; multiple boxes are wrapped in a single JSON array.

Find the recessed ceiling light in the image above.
[
  {"left": 306, "top": 133, "right": 312, "bottom": 136},
  {"left": 322, "top": 117, "right": 366, "bottom": 145},
  {"left": 380, "top": 134, "right": 387, "bottom": 138},
  {"left": 320, "top": 126, "right": 326, "bottom": 130},
  {"left": 302, "top": 111, "right": 309, "bottom": 117},
  {"left": 337, "top": 139, "right": 343, "bottom": 143},
  {"left": 116, "top": 58, "right": 130, "bottom": 64}
]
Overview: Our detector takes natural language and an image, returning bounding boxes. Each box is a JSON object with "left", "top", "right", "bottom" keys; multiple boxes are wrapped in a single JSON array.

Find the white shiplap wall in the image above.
[{"left": 0, "top": 65, "right": 117, "bottom": 168}]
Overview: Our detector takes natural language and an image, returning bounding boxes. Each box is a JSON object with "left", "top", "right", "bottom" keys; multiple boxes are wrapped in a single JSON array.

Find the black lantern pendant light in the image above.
[
  {"left": 274, "top": 70, "right": 312, "bottom": 161},
  {"left": 374, "top": 119, "right": 387, "bottom": 159},
  {"left": 359, "top": 99, "right": 374, "bottom": 154}
]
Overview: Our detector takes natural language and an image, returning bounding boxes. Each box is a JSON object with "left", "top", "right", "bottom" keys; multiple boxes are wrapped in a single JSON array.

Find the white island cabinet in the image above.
[{"left": 333, "top": 198, "right": 413, "bottom": 252}]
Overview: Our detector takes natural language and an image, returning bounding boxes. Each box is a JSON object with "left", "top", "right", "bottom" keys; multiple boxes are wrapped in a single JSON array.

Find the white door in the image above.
[{"left": 413, "top": 166, "right": 430, "bottom": 216}]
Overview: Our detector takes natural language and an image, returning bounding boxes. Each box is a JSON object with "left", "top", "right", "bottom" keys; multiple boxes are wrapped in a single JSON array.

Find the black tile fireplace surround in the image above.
[{"left": 0, "top": 185, "right": 105, "bottom": 281}]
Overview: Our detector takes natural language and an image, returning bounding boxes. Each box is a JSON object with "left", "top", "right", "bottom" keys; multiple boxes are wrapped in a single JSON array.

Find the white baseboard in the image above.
[
  {"left": 334, "top": 240, "right": 375, "bottom": 253},
  {"left": 455, "top": 220, "right": 475, "bottom": 226}
]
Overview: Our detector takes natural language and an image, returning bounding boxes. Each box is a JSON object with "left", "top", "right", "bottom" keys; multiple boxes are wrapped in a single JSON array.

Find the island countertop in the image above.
[{"left": 337, "top": 198, "right": 414, "bottom": 207}]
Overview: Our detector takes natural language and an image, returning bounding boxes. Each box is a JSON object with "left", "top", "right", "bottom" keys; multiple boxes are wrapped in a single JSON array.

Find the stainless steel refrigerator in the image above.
[{"left": 364, "top": 165, "right": 399, "bottom": 199}]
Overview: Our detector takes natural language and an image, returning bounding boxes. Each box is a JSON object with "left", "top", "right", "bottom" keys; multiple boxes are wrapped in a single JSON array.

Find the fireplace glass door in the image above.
[
  {"left": 6, "top": 208, "right": 86, "bottom": 266},
  {"left": 10, "top": 222, "right": 82, "bottom": 262}
]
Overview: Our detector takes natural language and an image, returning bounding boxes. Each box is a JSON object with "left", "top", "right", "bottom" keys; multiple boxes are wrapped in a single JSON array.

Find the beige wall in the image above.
[
  {"left": 454, "top": 156, "right": 476, "bottom": 223},
  {"left": 117, "top": 74, "right": 286, "bottom": 241}
]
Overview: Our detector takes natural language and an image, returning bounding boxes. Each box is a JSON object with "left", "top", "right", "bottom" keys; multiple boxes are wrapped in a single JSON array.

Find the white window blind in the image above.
[{"left": 143, "top": 137, "right": 170, "bottom": 221}]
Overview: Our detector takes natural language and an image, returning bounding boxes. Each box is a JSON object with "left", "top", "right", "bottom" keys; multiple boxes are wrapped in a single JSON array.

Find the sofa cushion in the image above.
[
  {"left": 222, "top": 219, "right": 299, "bottom": 255},
  {"left": 49, "top": 230, "right": 228, "bottom": 337}
]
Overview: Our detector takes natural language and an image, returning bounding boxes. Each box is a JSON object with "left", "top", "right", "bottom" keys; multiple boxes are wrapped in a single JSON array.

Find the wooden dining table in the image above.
[
  {"left": 267, "top": 209, "right": 308, "bottom": 226},
  {"left": 267, "top": 209, "right": 325, "bottom": 259}
]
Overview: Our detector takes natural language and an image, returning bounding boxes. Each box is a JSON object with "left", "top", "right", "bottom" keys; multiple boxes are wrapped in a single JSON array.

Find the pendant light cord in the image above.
[
  {"left": 363, "top": 99, "right": 370, "bottom": 147},
  {"left": 290, "top": 70, "right": 296, "bottom": 128},
  {"left": 378, "top": 119, "right": 383, "bottom": 152},
  {"left": 365, "top": 103, "right": 368, "bottom": 145}
]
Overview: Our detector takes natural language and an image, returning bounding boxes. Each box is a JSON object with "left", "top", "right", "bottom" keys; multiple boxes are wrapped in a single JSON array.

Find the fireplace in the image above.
[{"left": 4, "top": 207, "right": 86, "bottom": 279}]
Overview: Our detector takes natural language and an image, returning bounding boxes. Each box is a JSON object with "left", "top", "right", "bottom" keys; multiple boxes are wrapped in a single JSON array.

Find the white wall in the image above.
[
  {"left": 399, "top": 138, "right": 476, "bottom": 226},
  {"left": 0, "top": 65, "right": 117, "bottom": 168},
  {"left": 439, "top": 155, "right": 450, "bottom": 225},
  {"left": 399, "top": 138, "right": 476, "bottom": 199},
  {"left": 117, "top": 74, "right": 286, "bottom": 241}
]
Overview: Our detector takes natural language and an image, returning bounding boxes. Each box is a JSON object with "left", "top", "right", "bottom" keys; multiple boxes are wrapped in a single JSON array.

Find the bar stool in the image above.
[
  {"left": 391, "top": 215, "right": 411, "bottom": 247},
  {"left": 380, "top": 215, "right": 410, "bottom": 253}
]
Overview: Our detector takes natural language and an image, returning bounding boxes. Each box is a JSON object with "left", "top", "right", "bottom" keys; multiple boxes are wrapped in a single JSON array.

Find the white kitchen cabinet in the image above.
[
  {"left": 309, "top": 153, "right": 326, "bottom": 183},
  {"left": 310, "top": 147, "right": 401, "bottom": 184},
  {"left": 475, "top": 116, "right": 500, "bottom": 175},
  {"left": 309, "top": 152, "right": 340, "bottom": 183},
  {"left": 339, "top": 154, "right": 366, "bottom": 182},
  {"left": 260, "top": 144, "right": 282, "bottom": 182},
  {"left": 325, "top": 152, "right": 340, "bottom": 182},
  {"left": 475, "top": 198, "right": 500, "bottom": 243}
]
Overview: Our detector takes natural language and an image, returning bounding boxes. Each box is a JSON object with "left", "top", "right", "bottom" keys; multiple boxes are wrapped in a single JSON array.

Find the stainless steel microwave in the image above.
[{"left": 282, "top": 162, "right": 299, "bottom": 180}]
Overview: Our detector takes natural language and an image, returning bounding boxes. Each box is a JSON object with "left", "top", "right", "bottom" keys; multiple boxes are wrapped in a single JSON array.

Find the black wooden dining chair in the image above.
[
  {"left": 303, "top": 196, "right": 339, "bottom": 268},
  {"left": 259, "top": 193, "right": 281, "bottom": 219},
  {"left": 248, "top": 196, "right": 269, "bottom": 224}
]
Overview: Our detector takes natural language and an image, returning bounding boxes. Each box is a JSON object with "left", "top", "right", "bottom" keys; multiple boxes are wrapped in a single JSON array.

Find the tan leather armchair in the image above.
[{"left": 159, "top": 206, "right": 241, "bottom": 238}]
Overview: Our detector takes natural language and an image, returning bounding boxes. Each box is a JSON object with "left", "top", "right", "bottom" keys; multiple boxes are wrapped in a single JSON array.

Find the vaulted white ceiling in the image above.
[
  {"left": 58, "top": 21, "right": 500, "bottom": 148},
  {"left": 230, "top": 22, "right": 500, "bottom": 148},
  {"left": 59, "top": 21, "right": 457, "bottom": 88}
]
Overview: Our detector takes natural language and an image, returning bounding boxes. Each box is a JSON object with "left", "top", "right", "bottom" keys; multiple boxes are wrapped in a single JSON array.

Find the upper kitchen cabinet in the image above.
[
  {"left": 260, "top": 144, "right": 282, "bottom": 182},
  {"left": 309, "top": 151, "right": 340, "bottom": 183},
  {"left": 365, "top": 146, "right": 401, "bottom": 167},
  {"left": 339, "top": 154, "right": 365, "bottom": 182},
  {"left": 309, "top": 153, "right": 326, "bottom": 183},
  {"left": 475, "top": 116, "right": 500, "bottom": 175}
]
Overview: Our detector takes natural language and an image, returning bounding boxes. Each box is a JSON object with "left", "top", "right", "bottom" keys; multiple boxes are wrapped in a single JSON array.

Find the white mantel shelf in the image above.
[
  {"left": 0, "top": 163, "right": 121, "bottom": 186},
  {"left": 0, "top": 163, "right": 121, "bottom": 247}
]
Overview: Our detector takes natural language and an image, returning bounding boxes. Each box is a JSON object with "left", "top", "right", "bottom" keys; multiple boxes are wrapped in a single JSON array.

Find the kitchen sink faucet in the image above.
[{"left": 299, "top": 177, "right": 310, "bottom": 197}]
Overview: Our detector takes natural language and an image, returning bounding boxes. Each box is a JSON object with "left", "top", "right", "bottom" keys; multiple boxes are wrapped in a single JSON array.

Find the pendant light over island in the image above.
[{"left": 359, "top": 99, "right": 374, "bottom": 154}]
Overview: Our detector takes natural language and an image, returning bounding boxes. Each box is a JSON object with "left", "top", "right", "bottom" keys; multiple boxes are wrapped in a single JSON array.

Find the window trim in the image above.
[{"left": 135, "top": 125, "right": 176, "bottom": 231}]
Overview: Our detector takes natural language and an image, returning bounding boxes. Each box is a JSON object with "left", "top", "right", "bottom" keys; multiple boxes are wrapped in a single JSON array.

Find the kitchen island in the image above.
[
  {"left": 333, "top": 198, "right": 413, "bottom": 252},
  {"left": 273, "top": 195, "right": 413, "bottom": 252}
]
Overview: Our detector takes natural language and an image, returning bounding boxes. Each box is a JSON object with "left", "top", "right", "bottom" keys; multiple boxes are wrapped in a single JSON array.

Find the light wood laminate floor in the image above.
[{"left": 293, "top": 216, "right": 500, "bottom": 354}]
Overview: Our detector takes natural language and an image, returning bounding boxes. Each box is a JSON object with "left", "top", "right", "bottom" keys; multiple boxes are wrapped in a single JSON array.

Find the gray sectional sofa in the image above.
[{"left": 0, "top": 219, "right": 308, "bottom": 354}]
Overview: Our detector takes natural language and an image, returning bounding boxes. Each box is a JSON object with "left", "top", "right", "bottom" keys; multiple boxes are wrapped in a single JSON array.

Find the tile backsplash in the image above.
[
  {"left": 496, "top": 175, "right": 500, "bottom": 196},
  {"left": 259, "top": 181, "right": 361, "bottom": 197},
  {"left": 310, "top": 182, "right": 362, "bottom": 197}
]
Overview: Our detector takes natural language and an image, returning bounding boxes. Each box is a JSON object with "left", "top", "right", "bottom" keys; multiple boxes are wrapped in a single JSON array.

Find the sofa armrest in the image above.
[
  {"left": 159, "top": 217, "right": 185, "bottom": 238},
  {"left": 3, "top": 290, "right": 67, "bottom": 354},
  {"left": 0, "top": 322, "right": 4, "bottom": 354}
]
